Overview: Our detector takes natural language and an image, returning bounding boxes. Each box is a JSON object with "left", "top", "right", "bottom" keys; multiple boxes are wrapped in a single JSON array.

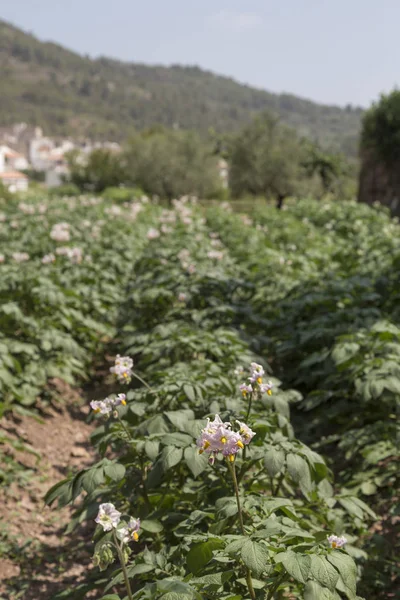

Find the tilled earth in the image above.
[{"left": 0, "top": 381, "right": 98, "bottom": 600}]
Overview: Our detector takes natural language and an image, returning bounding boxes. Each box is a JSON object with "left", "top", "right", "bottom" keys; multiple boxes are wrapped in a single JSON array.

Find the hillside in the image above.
[{"left": 0, "top": 20, "right": 362, "bottom": 154}]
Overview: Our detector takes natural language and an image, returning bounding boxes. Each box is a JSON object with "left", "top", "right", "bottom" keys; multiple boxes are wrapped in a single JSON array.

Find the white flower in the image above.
[
  {"left": 90, "top": 400, "right": 113, "bottom": 415},
  {"left": 12, "top": 252, "right": 29, "bottom": 262},
  {"left": 178, "top": 292, "right": 187, "bottom": 302},
  {"left": 95, "top": 503, "right": 121, "bottom": 531},
  {"left": 110, "top": 355, "right": 134, "bottom": 384},
  {"left": 249, "top": 362, "right": 265, "bottom": 384},
  {"left": 207, "top": 250, "right": 224, "bottom": 260},
  {"left": 0, "top": 254, "right": 5, "bottom": 263},
  {"left": 50, "top": 222, "right": 70, "bottom": 242},
  {"left": 42, "top": 253, "right": 56, "bottom": 264},
  {"left": 117, "top": 517, "right": 141, "bottom": 544},
  {"left": 328, "top": 535, "right": 347, "bottom": 549},
  {"left": 147, "top": 228, "right": 160, "bottom": 240},
  {"left": 239, "top": 383, "right": 253, "bottom": 397}
]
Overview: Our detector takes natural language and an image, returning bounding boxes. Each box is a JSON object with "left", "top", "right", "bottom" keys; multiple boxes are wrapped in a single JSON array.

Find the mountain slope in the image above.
[{"left": 0, "top": 20, "right": 362, "bottom": 154}]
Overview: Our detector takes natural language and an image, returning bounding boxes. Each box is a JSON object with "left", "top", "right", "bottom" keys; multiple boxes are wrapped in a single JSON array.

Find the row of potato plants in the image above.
[
  {"left": 0, "top": 194, "right": 158, "bottom": 484},
  {"left": 46, "top": 200, "right": 371, "bottom": 599},
  {"left": 204, "top": 199, "right": 399, "bottom": 597}
]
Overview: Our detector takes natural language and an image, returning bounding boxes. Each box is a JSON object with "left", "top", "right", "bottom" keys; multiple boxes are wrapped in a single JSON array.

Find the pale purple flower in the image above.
[
  {"left": 95, "top": 503, "right": 121, "bottom": 531},
  {"left": 239, "top": 383, "right": 253, "bottom": 397},
  {"left": 90, "top": 394, "right": 126, "bottom": 414},
  {"left": 50, "top": 223, "right": 70, "bottom": 242},
  {"left": 178, "top": 292, "right": 187, "bottom": 302},
  {"left": 0, "top": 254, "right": 5, "bottom": 264},
  {"left": 110, "top": 355, "right": 134, "bottom": 384},
  {"left": 114, "top": 393, "right": 127, "bottom": 407},
  {"left": 147, "top": 228, "right": 160, "bottom": 240},
  {"left": 249, "top": 362, "right": 265, "bottom": 384},
  {"left": 259, "top": 381, "right": 274, "bottom": 396},
  {"left": 42, "top": 253, "right": 55, "bottom": 264},
  {"left": 328, "top": 535, "right": 347, "bottom": 549},
  {"left": 90, "top": 399, "right": 112, "bottom": 415},
  {"left": 12, "top": 252, "right": 29, "bottom": 262},
  {"left": 196, "top": 414, "right": 253, "bottom": 463},
  {"left": 207, "top": 250, "right": 224, "bottom": 260},
  {"left": 236, "top": 421, "right": 256, "bottom": 444},
  {"left": 117, "top": 517, "right": 141, "bottom": 544}
]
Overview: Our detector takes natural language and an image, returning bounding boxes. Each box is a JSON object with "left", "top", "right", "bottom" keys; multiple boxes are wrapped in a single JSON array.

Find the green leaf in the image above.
[
  {"left": 162, "top": 432, "right": 193, "bottom": 447},
  {"left": 145, "top": 439, "right": 160, "bottom": 461},
  {"left": 280, "top": 550, "right": 311, "bottom": 583},
  {"left": 304, "top": 581, "right": 336, "bottom": 600},
  {"left": 104, "top": 462, "right": 126, "bottom": 482},
  {"left": 310, "top": 555, "right": 339, "bottom": 590},
  {"left": 127, "top": 563, "right": 154, "bottom": 576},
  {"left": 161, "top": 446, "right": 183, "bottom": 471},
  {"left": 240, "top": 539, "right": 269, "bottom": 577},
  {"left": 140, "top": 519, "right": 163, "bottom": 533},
  {"left": 287, "top": 453, "right": 312, "bottom": 494},
  {"left": 327, "top": 552, "right": 357, "bottom": 599},
  {"left": 264, "top": 447, "right": 285, "bottom": 477},
  {"left": 184, "top": 446, "right": 208, "bottom": 477},
  {"left": 183, "top": 384, "right": 196, "bottom": 402},
  {"left": 187, "top": 539, "right": 224, "bottom": 574}
]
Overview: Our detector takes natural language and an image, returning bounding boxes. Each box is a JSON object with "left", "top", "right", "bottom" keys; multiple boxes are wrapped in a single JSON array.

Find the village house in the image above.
[{"left": 0, "top": 171, "right": 29, "bottom": 193}]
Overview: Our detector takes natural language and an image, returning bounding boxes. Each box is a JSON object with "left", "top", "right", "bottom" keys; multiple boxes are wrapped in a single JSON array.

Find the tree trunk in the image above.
[{"left": 276, "top": 194, "right": 285, "bottom": 210}]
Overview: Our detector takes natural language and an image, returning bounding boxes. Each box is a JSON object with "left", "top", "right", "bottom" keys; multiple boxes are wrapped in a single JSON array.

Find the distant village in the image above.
[{"left": 0, "top": 123, "right": 121, "bottom": 193}]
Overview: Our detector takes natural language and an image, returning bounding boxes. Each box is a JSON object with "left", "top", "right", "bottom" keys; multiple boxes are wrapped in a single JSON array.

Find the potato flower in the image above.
[
  {"left": 117, "top": 517, "right": 141, "bottom": 544},
  {"left": 328, "top": 535, "right": 347, "bottom": 549},
  {"left": 197, "top": 414, "right": 255, "bottom": 463},
  {"left": 110, "top": 355, "right": 134, "bottom": 384},
  {"left": 95, "top": 503, "right": 121, "bottom": 531}
]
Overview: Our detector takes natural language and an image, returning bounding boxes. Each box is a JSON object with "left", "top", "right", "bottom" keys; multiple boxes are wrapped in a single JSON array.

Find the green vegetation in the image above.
[
  {"left": 0, "top": 19, "right": 362, "bottom": 154},
  {"left": 360, "top": 89, "right": 400, "bottom": 163},
  {"left": 1, "top": 193, "right": 396, "bottom": 598},
  {"left": 63, "top": 114, "right": 355, "bottom": 202}
]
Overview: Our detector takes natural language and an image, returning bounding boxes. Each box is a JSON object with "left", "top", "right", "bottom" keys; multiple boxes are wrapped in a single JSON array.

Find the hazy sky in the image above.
[{"left": 2, "top": 0, "right": 400, "bottom": 108}]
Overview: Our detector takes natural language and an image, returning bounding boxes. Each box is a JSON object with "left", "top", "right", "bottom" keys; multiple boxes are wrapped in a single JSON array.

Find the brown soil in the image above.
[{"left": 0, "top": 380, "right": 99, "bottom": 600}]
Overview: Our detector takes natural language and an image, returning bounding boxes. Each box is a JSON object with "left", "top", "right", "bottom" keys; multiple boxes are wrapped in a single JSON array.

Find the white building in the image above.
[
  {"left": 0, "top": 145, "right": 29, "bottom": 173},
  {"left": 0, "top": 171, "right": 29, "bottom": 193}
]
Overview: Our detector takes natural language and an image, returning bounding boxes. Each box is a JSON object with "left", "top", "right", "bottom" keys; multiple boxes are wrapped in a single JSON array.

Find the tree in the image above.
[
  {"left": 361, "top": 90, "right": 400, "bottom": 164},
  {"left": 302, "top": 144, "right": 348, "bottom": 195},
  {"left": 229, "top": 112, "right": 306, "bottom": 208},
  {"left": 66, "top": 148, "right": 126, "bottom": 193},
  {"left": 124, "top": 129, "right": 221, "bottom": 200}
]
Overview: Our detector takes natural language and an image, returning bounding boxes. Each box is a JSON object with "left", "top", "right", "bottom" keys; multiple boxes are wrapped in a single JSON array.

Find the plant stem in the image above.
[
  {"left": 117, "top": 416, "right": 134, "bottom": 444},
  {"left": 227, "top": 459, "right": 256, "bottom": 600},
  {"left": 113, "top": 530, "right": 133, "bottom": 600},
  {"left": 245, "top": 392, "right": 254, "bottom": 422},
  {"left": 266, "top": 572, "right": 286, "bottom": 600},
  {"left": 133, "top": 371, "right": 153, "bottom": 391},
  {"left": 273, "top": 472, "right": 285, "bottom": 497}
]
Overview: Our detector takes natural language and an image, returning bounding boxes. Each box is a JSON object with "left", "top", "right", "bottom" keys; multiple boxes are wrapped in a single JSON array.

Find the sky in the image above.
[{"left": 1, "top": 0, "right": 400, "bottom": 108}]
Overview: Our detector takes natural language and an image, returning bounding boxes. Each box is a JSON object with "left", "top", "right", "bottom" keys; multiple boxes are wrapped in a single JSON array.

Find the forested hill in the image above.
[{"left": 0, "top": 19, "right": 362, "bottom": 153}]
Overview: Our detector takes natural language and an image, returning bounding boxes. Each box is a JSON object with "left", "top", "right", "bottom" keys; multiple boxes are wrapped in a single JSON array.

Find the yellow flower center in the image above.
[
  {"left": 123, "top": 372, "right": 128, "bottom": 378},
  {"left": 94, "top": 408, "right": 101, "bottom": 413},
  {"left": 237, "top": 440, "right": 244, "bottom": 449},
  {"left": 267, "top": 389, "right": 272, "bottom": 396},
  {"left": 241, "top": 391, "right": 247, "bottom": 397},
  {"left": 220, "top": 436, "right": 227, "bottom": 444},
  {"left": 204, "top": 440, "right": 210, "bottom": 449},
  {"left": 257, "top": 377, "right": 262, "bottom": 384},
  {"left": 228, "top": 454, "right": 235, "bottom": 462},
  {"left": 331, "top": 542, "right": 337, "bottom": 548},
  {"left": 121, "top": 399, "right": 127, "bottom": 405},
  {"left": 132, "top": 532, "right": 139, "bottom": 541}
]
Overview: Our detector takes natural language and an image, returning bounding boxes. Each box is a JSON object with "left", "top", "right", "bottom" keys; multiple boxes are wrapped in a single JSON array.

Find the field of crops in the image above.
[{"left": 0, "top": 193, "right": 398, "bottom": 600}]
